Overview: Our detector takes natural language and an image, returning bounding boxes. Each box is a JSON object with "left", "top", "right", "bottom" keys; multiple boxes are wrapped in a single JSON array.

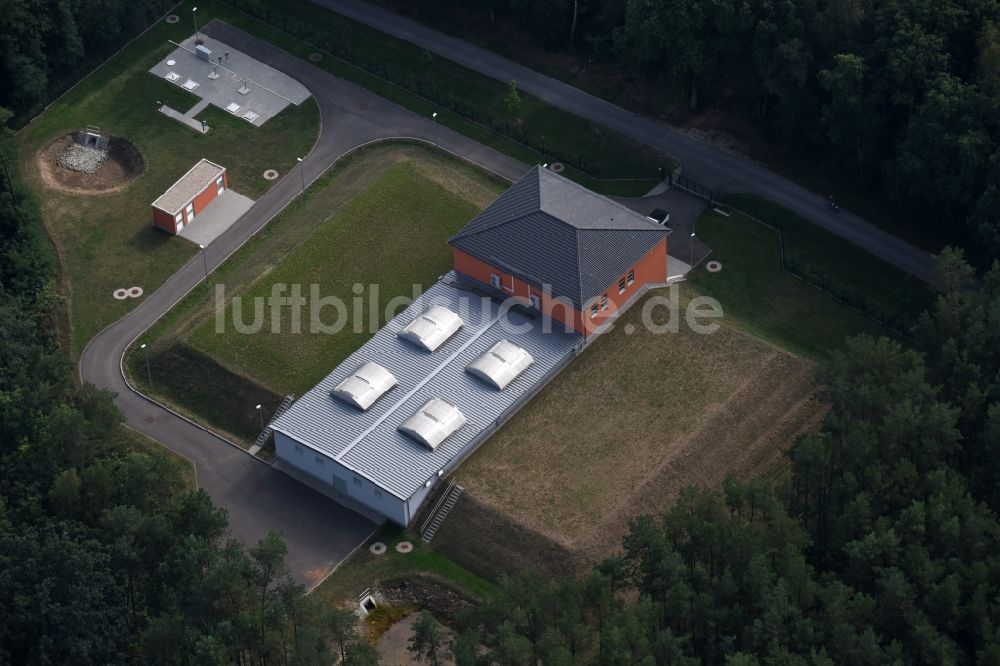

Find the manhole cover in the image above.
[
  {"left": 309, "top": 52, "right": 322, "bottom": 62},
  {"left": 706, "top": 260, "right": 722, "bottom": 273},
  {"left": 127, "top": 286, "right": 144, "bottom": 298},
  {"left": 549, "top": 162, "right": 565, "bottom": 173},
  {"left": 370, "top": 542, "right": 387, "bottom": 555},
  {"left": 395, "top": 541, "right": 413, "bottom": 554},
  {"left": 263, "top": 169, "right": 279, "bottom": 180},
  {"left": 113, "top": 288, "right": 129, "bottom": 300},
  {"left": 144, "top": 416, "right": 155, "bottom": 424},
  {"left": 165, "top": 14, "right": 179, "bottom": 24}
]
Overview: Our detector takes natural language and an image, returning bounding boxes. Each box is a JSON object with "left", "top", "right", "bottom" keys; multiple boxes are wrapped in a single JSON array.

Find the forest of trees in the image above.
[
  {"left": 384, "top": 0, "right": 1000, "bottom": 259},
  {"left": 0, "top": 0, "right": 175, "bottom": 124}
]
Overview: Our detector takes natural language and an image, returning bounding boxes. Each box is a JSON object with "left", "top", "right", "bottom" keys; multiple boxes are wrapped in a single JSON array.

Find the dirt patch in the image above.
[
  {"left": 37, "top": 134, "right": 144, "bottom": 195},
  {"left": 449, "top": 291, "right": 825, "bottom": 571}
]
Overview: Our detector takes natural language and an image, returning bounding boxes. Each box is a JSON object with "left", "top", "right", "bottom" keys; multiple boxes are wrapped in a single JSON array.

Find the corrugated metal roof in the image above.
[
  {"left": 270, "top": 274, "right": 581, "bottom": 499},
  {"left": 450, "top": 166, "right": 670, "bottom": 308}
]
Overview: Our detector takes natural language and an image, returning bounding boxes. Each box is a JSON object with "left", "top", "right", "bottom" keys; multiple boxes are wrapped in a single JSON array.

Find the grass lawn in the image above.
[
  {"left": 310, "top": 524, "right": 496, "bottom": 606},
  {"left": 725, "top": 194, "right": 934, "bottom": 329},
  {"left": 689, "top": 208, "right": 893, "bottom": 358},
  {"left": 126, "top": 143, "right": 505, "bottom": 443},
  {"left": 17, "top": 4, "right": 319, "bottom": 355},
  {"left": 189, "top": 160, "right": 487, "bottom": 393},
  {"left": 213, "top": 0, "right": 666, "bottom": 196}
]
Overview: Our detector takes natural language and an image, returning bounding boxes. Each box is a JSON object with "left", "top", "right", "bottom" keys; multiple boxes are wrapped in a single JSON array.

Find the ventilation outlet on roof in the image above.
[
  {"left": 397, "top": 305, "right": 463, "bottom": 352},
  {"left": 397, "top": 398, "right": 466, "bottom": 450},
  {"left": 330, "top": 361, "right": 398, "bottom": 411},
  {"left": 466, "top": 339, "right": 535, "bottom": 390}
]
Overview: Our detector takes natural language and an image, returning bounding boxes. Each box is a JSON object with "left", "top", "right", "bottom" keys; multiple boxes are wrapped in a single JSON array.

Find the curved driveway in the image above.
[
  {"left": 80, "top": 20, "right": 529, "bottom": 587},
  {"left": 314, "top": 0, "right": 935, "bottom": 283}
]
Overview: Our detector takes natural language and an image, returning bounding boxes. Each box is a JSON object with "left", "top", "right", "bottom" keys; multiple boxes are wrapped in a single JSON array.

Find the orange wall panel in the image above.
[{"left": 452, "top": 236, "right": 668, "bottom": 336}]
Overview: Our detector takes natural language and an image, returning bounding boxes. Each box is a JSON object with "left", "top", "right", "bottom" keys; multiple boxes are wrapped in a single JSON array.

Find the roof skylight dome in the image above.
[
  {"left": 330, "top": 361, "right": 398, "bottom": 411},
  {"left": 466, "top": 339, "right": 534, "bottom": 390},
  {"left": 397, "top": 398, "right": 466, "bottom": 449},
  {"left": 398, "top": 305, "right": 463, "bottom": 352}
]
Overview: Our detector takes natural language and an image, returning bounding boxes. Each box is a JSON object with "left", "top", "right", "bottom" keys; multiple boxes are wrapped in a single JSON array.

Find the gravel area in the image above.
[{"left": 57, "top": 144, "right": 107, "bottom": 174}]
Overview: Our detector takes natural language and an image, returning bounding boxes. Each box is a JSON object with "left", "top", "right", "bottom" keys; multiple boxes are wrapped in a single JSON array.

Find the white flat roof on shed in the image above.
[
  {"left": 152, "top": 158, "right": 225, "bottom": 214},
  {"left": 269, "top": 274, "right": 581, "bottom": 500}
]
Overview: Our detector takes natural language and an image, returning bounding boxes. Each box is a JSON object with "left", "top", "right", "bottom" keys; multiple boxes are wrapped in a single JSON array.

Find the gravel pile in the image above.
[{"left": 57, "top": 143, "right": 107, "bottom": 174}]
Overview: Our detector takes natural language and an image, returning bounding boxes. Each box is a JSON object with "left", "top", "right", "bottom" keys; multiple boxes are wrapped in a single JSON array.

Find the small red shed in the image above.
[{"left": 151, "top": 159, "right": 227, "bottom": 234}]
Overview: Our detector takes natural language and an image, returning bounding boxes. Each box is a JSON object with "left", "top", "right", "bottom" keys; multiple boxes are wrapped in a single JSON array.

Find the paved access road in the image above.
[
  {"left": 80, "top": 20, "right": 529, "bottom": 587},
  {"left": 312, "top": 0, "right": 935, "bottom": 283}
]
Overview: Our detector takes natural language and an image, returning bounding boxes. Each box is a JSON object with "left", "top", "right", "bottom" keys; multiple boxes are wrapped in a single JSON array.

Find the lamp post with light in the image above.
[
  {"left": 297, "top": 157, "right": 305, "bottom": 192},
  {"left": 431, "top": 112, "right": 438, "bottom": 147},
  {"left": 256, "top": 404, "right": 265, "bottom": 430},
  {"left": 192, "top": 6, "right": 201, "bottom": 45},
  {"left": 140, "top": 343, "right": 152, "bottom": 387}
]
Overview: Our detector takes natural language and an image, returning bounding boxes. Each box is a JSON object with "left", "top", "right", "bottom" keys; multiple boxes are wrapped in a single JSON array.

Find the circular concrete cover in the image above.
[
  {"left": 549, "top": 162, "right": 565, "bottom": 173},
  {"left": 370, "top": 542, "right": 387, "bottom": 555},
  {"left": 127, "top": 286, "right": 144, "bottom": 298},
  {"left": 113, "top": 288, "right": 129, "bottom": 301},
  {"left": 309, "top": 52, "right": 322, "bottom": 62},
  {"left": 165, "top": 14, "right": 179, "bottom": 24},
  {"left": 706, "top": 260, "right": 723, "bottom": 273},
  {"left": 395, "top": 541, "right": 413, "bottom": 554},
  {"left": 263, "top": 169, "right": 279, "bottom": 180}
]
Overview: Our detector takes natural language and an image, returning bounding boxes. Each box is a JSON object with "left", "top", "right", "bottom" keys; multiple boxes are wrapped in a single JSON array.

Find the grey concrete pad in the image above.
[
  {"left": 158, "top": 104, "right": 209, "bottom": 133},
  {"left": 177, "top": 189, "right": 254, "bottom": 246},
  {"left": 150, "top": 34, "right": 310, "bottom": 126}
]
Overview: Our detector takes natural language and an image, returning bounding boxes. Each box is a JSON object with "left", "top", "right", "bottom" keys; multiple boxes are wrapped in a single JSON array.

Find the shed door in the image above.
[
  {"left": 185, "top": 202, "right": 195, "bottom": 222},
  {"left": 174, "top": 212, "right": 184, "bottom": 232},
  {"left": 216, "top": 176, "right": 225, "bottom": 196}
]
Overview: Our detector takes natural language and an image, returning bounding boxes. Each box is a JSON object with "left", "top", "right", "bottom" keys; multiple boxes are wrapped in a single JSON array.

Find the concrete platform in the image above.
[
  {"left": 177, "top": 189, "right": 254, "bottom": 246},
  {"left": 149, "top": 34, "right": 311, "bottom": 126}
]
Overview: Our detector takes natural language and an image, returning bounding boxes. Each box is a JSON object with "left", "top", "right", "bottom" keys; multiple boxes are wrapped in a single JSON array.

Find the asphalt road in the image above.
[
  {"left": 312, "top": 0, "right": 936, "bottom": 283},
  {"left": 79, "top": 20, "right": 530, "bottom": 587}
]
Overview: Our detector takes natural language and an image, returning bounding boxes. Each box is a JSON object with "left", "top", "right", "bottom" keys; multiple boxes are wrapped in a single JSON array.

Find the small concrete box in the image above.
[{"left": 196, "top": 44, "right": 212, "bottom": 61}]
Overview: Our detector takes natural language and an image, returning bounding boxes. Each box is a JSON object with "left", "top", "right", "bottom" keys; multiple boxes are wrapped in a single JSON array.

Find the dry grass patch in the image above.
[{"left": 455, "top": 286, "right": 825, "bottom": 564}]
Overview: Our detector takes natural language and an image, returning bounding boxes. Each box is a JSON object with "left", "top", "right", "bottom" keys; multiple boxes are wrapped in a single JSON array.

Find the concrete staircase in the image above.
[
  {"left": 249, "top": 394, "right": 295, "bottom": 455},
  {"left": 420, "top": 480, "right": 464, "bottom": 543}
]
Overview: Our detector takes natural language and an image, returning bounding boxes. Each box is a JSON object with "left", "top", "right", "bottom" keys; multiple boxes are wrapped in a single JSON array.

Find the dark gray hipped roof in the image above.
[{"left": 450, "top": 166, "right": 669, "bottom": 308}]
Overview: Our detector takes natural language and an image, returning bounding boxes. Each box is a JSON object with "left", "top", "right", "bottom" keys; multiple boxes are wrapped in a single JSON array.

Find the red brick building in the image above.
[
  {"left": 449, "top": 166, "right": 670, "bottom": 337},
  {"left": 151, "top": 159, "right": 227, "bottom": 234}
]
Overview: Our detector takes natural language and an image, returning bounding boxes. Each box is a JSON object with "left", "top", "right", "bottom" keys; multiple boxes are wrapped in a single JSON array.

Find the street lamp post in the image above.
[
  {"left": 431, "top": 112, "right": 438, "bottom": 147},
  {"left": 193, "top": 7, "right": 201, "bottom": 45},
  {"left": 690, "top": 232, "right": 696, "bottom": 265},
  {"left": 199, "top": 244, "right": 208, "bottom": 281},
  {"left": 296, "top": 157, "right": 305, "bottom": 192},
  {"left": 256, "top": 404, "right": 265, "bottom": 430},
  {"left": 140, "top": 343, "right": 152, "bottom": 387}
]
